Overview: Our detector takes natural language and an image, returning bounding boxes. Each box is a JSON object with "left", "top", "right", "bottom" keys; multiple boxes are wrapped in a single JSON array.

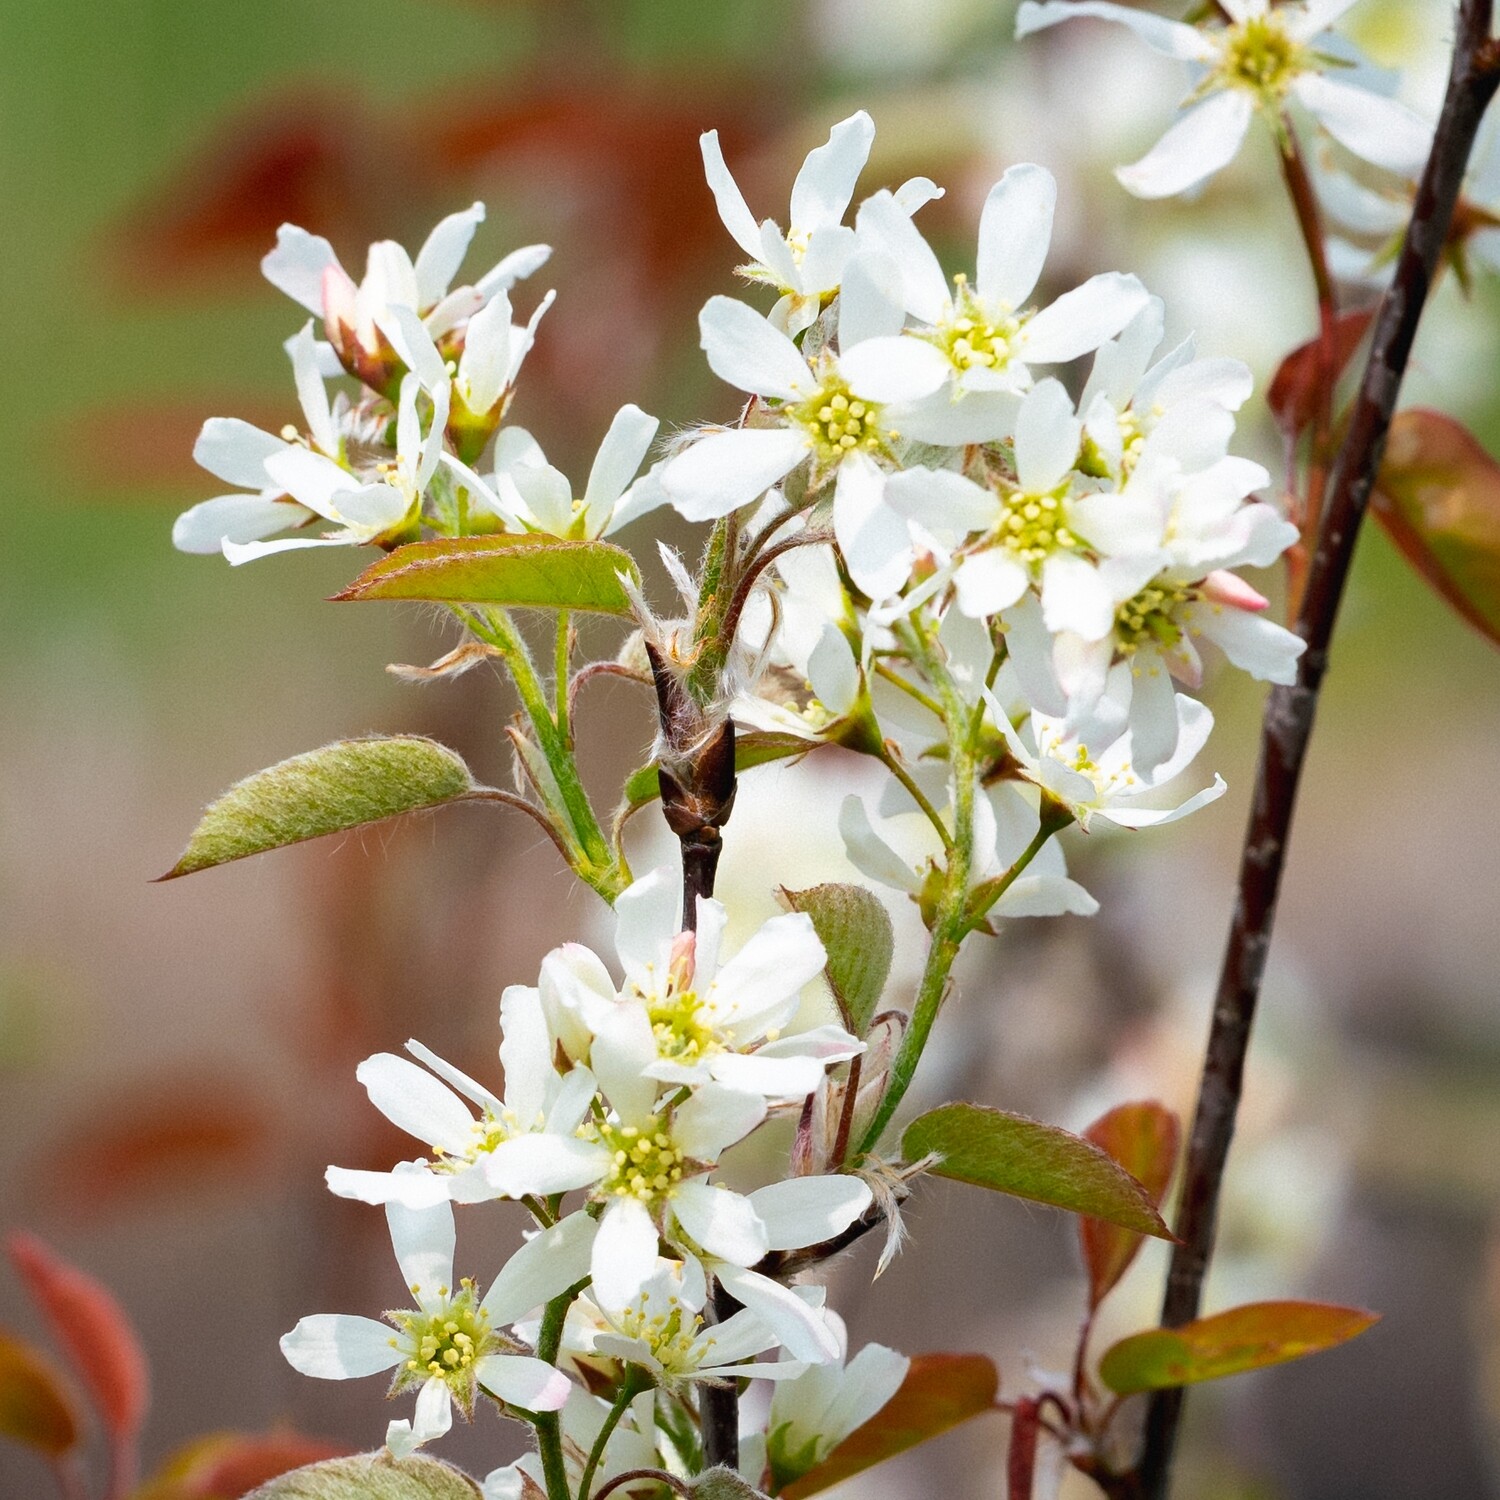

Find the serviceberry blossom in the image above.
[
  {"left": 280, "top": 1198, "right": 582, "bottom": 1456},
  {"left": 701, "top": 110, "right": 940, "bottom": 337},
  {"left": 1016, "top": 0, "right": 1433, "bottom": 198}
]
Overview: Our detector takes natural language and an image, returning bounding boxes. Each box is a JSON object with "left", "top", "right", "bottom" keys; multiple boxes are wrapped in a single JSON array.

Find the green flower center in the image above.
[
  {"left": 618, "top": 1288, "right": 711, "bottom": 1374},
  {"left": 789, "top": 372, "right": 889, "bottom": 464},
  {"left": 594, "top": 1114, "right": 687, "bottom": 1204},
  {"left": 646, "top": 984, "right": 721, "bottom": 1063},
  {"left": 994, "top": 486, "right": 1077, "bottom": 564},
  {"left": 432, "top": 1107, "right": 536, "bottom": 1174},
  {"left": 388, "top": 1280, "right": 496, "bottom": 1397},
  {"left": 931, "top": 276, "right": 1024, "bottom": 374},
  {"left": 1221, "top": 16, "right": 1305, "bottom": 97},
  {"left": 1115, "top": 582, "right": 1195, "bottom": 654}
]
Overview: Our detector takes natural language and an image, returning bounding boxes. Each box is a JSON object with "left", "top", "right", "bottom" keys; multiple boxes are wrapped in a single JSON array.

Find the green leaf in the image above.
[
  {"left": 618, "top": 732, "right": 813, "bottom": 816},
  {"left": 780, "top": 1354, "right": 999, "bottom": 1497},
  {"left": 1079, "top": 1101, "right": 1180, "bottom": 1308},
  {"left": 1373, "top": 408, "right": 1500, "bottom": 647},
  {"left": 901, "top": 1103, "right": 1172, "bottom": 1238},
  {"left": 0, "top": 1331, "right": 78, "bottom": 1456},
  {"left": 333, "top": 534, "right": 640, "bottom": 616},
  {"left": 778, "top": 883, "right": 893, "bottom": 1035},
  {"left": 1098, "top": 1301, "right": 1380, "bottom": 1396},
  {"left": 692, "top": 1468, "right": 770, "bottom": 1499},
  {"left": 244, "top": 1451, "right": 482, "bottom": 1499},
  {"left": 160, "top": 737, "right": 482, "bottom": 879}
]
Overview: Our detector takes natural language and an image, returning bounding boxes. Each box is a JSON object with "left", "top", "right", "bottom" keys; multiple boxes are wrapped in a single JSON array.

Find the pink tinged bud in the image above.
[
  {"left": 668, "top": 930, "right": 697, "bottom": 990},
  {"left": 321, "top": 264, "right": 360, "bottom": 358},
  {"left": 1201, "top": 569, "right": 1268, "bottom": 612}
]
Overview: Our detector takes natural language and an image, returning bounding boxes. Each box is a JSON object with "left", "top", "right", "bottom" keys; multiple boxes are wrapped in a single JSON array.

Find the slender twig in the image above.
[
  {"left": 1137, "top": 8, "right": 1500, "bottom": 1494},
  {"left": 594, "top": 1470, "right": 691, "bottom": 1500},
  {"left": 467, "top": 788, "right": 575, "bottom": 863},
  {"left": 568, "top": 660, "right": 652, "bottom": 722},
  {"left": 877, "top": 743, "right": 955, "bottom": 852},
  {"left": 579, "top": 1374, "right": 648, "bottom": 1499},
  {"left": 534, "top": 1280, "right": 588, "bottom": 1500}
]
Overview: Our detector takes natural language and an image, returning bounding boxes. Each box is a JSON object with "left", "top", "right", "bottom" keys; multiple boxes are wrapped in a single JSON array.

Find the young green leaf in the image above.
[
  {"left": 1079, "top": 1101, "right": 1180, "bottom": 1308},
  {"left": 902, "top": 1103, "right": 1172, "bottom": 1238},
  {"left": 243, "top": 1451, "right": 482, "bottom": 1499},
  {"left": 1373, "top": 408, "right": 1500, "bottom": 647},
  {"left": 333, "top": 535, "right": 641, "bottom": 616},
  {"left": 1098, "top": 1301, "right": 1379, "bottom": 1396},
  {"left": 778, "top": 883, "right": 893, "bottom": 1036},
  {"left": 160, "top": 737, "right": 484, "bottom": 879},
  {"left": 0, "top": 1332, "right": 78, "bottom": 1456},
  {"left": 8, "top": 1233, "right": 149, "bottom": 1442},
  {"left": 780, "top": 1354, "right": 999, "bottom": 1498}
]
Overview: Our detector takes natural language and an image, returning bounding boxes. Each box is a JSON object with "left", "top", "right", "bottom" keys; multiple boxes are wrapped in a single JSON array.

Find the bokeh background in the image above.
[{"left": 3, "top": 1, "right": 1500, "bottom": 1496}]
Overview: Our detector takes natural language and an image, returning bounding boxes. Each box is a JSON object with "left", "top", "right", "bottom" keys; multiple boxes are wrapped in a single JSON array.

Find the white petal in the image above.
[
  {"left": 386, "top": 1199, "right": 456, "bottom": 1309},
  {"left": 1081, "top": 297, "right": 1165, "bottom": 409},
  {"left": 262, "top": 223, "right": 341, "bottom": 314},
  {"left": 700, "top": 296, "right": 810, "bottom": 400},
  {"left": 996, "top": 874, "right": 1098, "bottom": 918},
  {"left": 1126, "top": 658, "right": 1182, "bottom": 776},
  {"left": 280, "top": 1314, "right": 402, "bottom": 1379},
  {"left": 405, "top": 1040, "right": 503, "bottom": 1116},
  {"left": 380, "top": 303, "right": 449, "bottom": 394},
  {"left": 884, "top": 467, "right": 995, "bottom": 542},
  {"left": 193, "top": 418, "right": 285, "bottom": 488},
  {"left": 790, "top": 111, "right": 875, "bottom": 231},
  {"left": 483, "top": 1211, "right": 598, "bottom": 1325},
  {"left": 357, "top": 1053, "right": 475, "bottom": 1155},
  {"left": 820, "top": 1344, "right": 910, "bottom": 1446},
  {"left": 798, "top": 224, "right": 858, "bottom": 296},
  {"left": 592, "top": 1005, "right": 662, "bottom": 1127},
  {"left": 475, "top": 244, "right": 552, "bottom": 300},
  {"left": 838, "top": 251, "right": 906, "bottom": 350},
  {"left": 833, "top": 451, "right": 910, "bottom": 600},
  {"left": 476, "top": 1354, "right": 571, "bottom": 1412},
  {"left": 671, "top": 1182, "right": 769, "bottom": 1265},
  {"left": 1069, "top": 493, "right": 1165, "bottom": 556},
  {"left": 1002, "top": 593, "right": 1068, "bottom": 716},
  {"left": 485, "top": 1134, "right": 611, "bottom": 1198},
  {"left": 325, "top": 1165, "right": 452, "bottom": 1209},
  {"left": 660, "top": 428, "right": 809, "bottom": 521},
  {"left": 1104, "top": 773, "right": 1227, "bottom": 827},
  {"left": 706, "top": 1052, "right": 826, "bottom": 1098},
  {"left": 583, "top": 405, "right": 659, "bottom": 534},
  {"left": 714, "top": 1264, "right": 841, "bottom": 1363},
  {"left": 1015, "top": 0, "right": 1216, "bottom": 60},
  {"left": 853, "top": 191, "right": 949, "bottom": 322},
  {"left": 977, "top": 163, "right": 1056, "bottom": 309},
  {"left": 712, "top": 912, "right": 826, "bottom": 1032},
  {"left": 172, "top": 494, "right": 310, "bottom": 554},
  {"left": 673, "top": 1084, "right": 767, "bottom": 1161},
  {"left": 222, "top": 534, "right": 353, "bottom": 565},
  {"left": 1015, "top": 379, "right": 1081, "bottom": 492},
  {"left": 263, "top": 445, "right": 356, "bottom": 518},
  {"left": 1023, "top": 273, "right": 1149, "bottom": 365},
  {"left": 1292, "top": 74, "right": 1432, "bottom": 178},
  {"left": 838, "top": 336, "right": 951, "bottom": 404},
  {"left": 414, "top": 202, "right": 484, "bottom": 308},
  {"left": 286, "top": 324, "right": 339, "bottom": 455},
  {"left": 457, "top": 291, "right": 514, "bottom": 416},
  {"left": 592, "top": 1198, "right": 662, "bottom": 1311},
  {"left": 953, "top": 551, "right": 1029, "bottom": 618},
  {"left": 700, "top": 130, "right": 766, "bottom": 260},
  {"left": 839, "top": 795, "right": 921, "bottom": 894},
  {"left": 1041, "top": 553, "right": 1114, "bottom": 640},
  {"left": 1117, "top": 92, "right": 1255, "bottom": 200},
  {"left": 408, "top": 1376, "right": 454, "bottom": 1448},
  {"left": 892, "top": 389, "right": 1020, "bottom": 445},
  {"left": 747, "top": 1176, "right": 872, "bottom": 1251},
  {"left": 614, "top": 864, "right": 680, "bottom": 984},
  {"left": 1193, "top": 605, "right": 1306, "bottom": 683},
  {"left": 806, "top": 623, "right": 860, "bottom": 717}
]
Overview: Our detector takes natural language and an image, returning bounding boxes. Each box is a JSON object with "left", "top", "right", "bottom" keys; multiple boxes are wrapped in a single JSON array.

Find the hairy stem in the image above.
[
  {"left": 1138, "top": 8, "right": 1500, "bottom": 1494},
  {"left": 578, "top": 1374, "right": 647, "bottom": 1499},
  {"left": 534, "top": 1281, "right": 586, "bottom": 1500}
]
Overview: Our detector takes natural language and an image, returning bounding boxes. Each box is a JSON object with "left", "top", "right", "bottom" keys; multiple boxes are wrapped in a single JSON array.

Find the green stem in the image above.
[
  {"left": 470, "top": 606, "right": 620, "bottom": 898},
  {"left": 873, "top": 659, "right": 946, "bottom": 720},
  {"left": 578, "top": 1373, "right": 648, "bottom": 1499},
  {"left": 556, "top": 610, "right": 573, "bottom": 747},
  {"left": 878, "top": 744, "right": 955, "bottom": 853},
  {"left": 532, "top": 1281, "right": 586, "bottom": 1500}
]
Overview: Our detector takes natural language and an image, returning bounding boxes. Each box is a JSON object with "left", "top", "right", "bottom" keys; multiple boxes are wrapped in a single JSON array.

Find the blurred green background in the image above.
[{"left": 4, "top": 1, "right": 1500, "bottom": 1496}]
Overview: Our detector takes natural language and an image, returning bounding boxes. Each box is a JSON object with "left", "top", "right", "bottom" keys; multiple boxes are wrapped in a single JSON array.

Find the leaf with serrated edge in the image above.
[
  {"left": 243, "top": 1451, "right": 482, "bottom": 1499},
  {"left": 1098, "top": 1301, "right": 1379, "bottom": 1396},
  {"left": 780, "top": 1354, "right": 998, "bottom": 1498},
  {"left": 902, "top": 1104, "right": 1171, "bottom": 1238},
  {"left": 1373, "top": 408, "right": 1500, "bottom": 647},
  {"left": 1079, "top": 1102, "right": 1180, "bottom": 1309},
  {"left": 160, "top": 737, "right": 482, "bottom": 879},
  {"left": 8, "top": 1234, "right": 149, "bottom": 1439},
  {"left": 334, "top": 535, "right": 640, "bottom": 616},
  {"left": 779, "top": 884, "right": 893, "bottom": 1036},
  {"left": 0, "top": 1332, "right": 79, "bottom": 1456}
]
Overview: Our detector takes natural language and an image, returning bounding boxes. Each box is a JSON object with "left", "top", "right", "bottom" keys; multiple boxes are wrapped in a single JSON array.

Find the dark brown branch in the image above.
[{"left": 1137, "top": 6, "right": 1500, "bottom": 1494}]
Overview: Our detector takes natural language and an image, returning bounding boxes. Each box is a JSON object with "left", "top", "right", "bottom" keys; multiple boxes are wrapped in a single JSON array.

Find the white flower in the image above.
[
  {"left": 223, "top": 368, "right": 450, "bottom": 564},
  {"left": 172, "top": 323, "right": 333, "bottom": 555},
  {"left": 564, "top": 1255, "right": 811, "bottom": 1390},
  {"left": 441, "top": 403, "right": 661, "bottom": 540},
  {"left": 279, "top": 1196, "right": 582, "bottom": 1455},
  {"left": 658, "top": 263, "right": 932, "bottom": 598},
  {"left": 844, "top": 164, "right": 1149, "bottom": 406},
  {"left": 884, "top": 380, "right": 1169, "bottom": 641},
  {"left": 262, "top": 202, "right": 550, "bottom": 388},
  {"left": 741, "top": 1314, "right": 908, "bottom": 1491},
  {"left": 1016, "top": 0, "right": 1433, "bottom": 198},
  {"left": 701, "top": 111, "right": 939, "bottom": 336},
  {"left": 483, "top": 1387, "right": 659, "bottom": 1500},
  {"left": 994, "top": 687, "right": 1227, "bottom": 832},
  {"left": 324, "top": 986, "right": 603, "bottom": 1208},
  {"left": 839, "top": 771, "right": 1098, "bottom": 919}
]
